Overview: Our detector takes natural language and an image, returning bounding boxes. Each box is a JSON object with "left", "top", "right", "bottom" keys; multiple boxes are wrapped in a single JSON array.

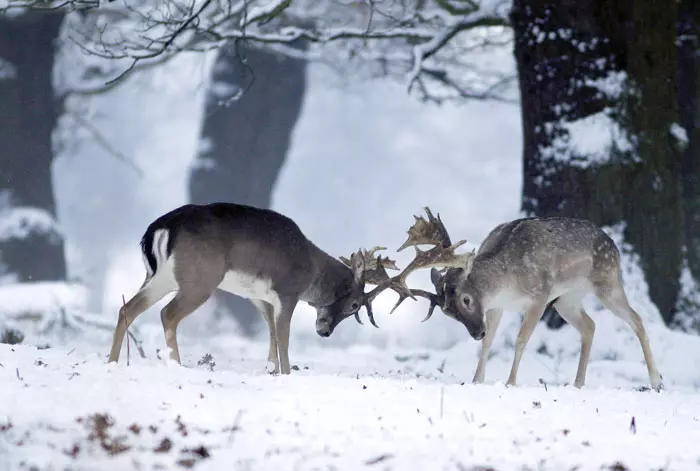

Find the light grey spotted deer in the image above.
[
  {"left": 385, "top": 208, "right": 663, "bottom": 391},
  {"left": 108, "top": 202, "right": 395, "bottom": 374}
]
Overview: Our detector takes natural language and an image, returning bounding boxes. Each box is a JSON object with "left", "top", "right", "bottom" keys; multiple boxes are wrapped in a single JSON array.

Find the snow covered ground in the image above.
[{"left": 1, "top": 330, "right": 699, "bottom": 471}]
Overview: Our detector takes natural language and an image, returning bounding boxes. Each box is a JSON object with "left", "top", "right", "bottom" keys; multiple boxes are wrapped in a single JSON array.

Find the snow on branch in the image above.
[
  {"left": 0, "top": 207, "right": 62, "bottom": 242},
  {"left": 28, "top": 0, "right": 513, "bottom": 102}
]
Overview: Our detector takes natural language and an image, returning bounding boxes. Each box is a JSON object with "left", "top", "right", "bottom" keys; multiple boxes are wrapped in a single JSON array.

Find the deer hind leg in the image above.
[
  {"left": 251, "top": 299, "right": 279, "bottom": 375},
  {"left": 108, "top": 276, "right": 175, "bottom": 363},
  {"left": 273, "top": 298, "right": 297, "bottom": 375},
  {"left": 595, "top": 279, "right": 663, "bottom": 390},
  {"left": 507, "top": 299, "right": 548, "bottom": 387},
  {"left": 160, "top": 290, "right": 213, "bottom": 364},
  {"left": 552, "top": 292, "right": 596, "bottom": 388},
  {"left": 473, "top": 309, "right": 503, "bottom": 384}
]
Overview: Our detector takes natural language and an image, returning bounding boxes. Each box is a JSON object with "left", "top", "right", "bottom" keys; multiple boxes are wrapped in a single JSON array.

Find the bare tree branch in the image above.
[
  {"left": 4, "top": 0, "right": 515, "bottom": 103},
  {"left": 69, "top": 111, "right": 143, "bottom": 177}
]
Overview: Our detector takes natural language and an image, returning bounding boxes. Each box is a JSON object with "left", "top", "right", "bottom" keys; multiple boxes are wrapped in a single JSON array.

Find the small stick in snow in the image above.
[
  {"left": 629, "top": 416, "right": 636, "bottom": 434},
  {"left": 122, "top": 295, "right": 130, "bottom": 367},
  {"left": 539, "top": 378, "right": 548, "bottom": 392},
  {"left": 226, "top": 410, "right": 244, "bottom": 445}
]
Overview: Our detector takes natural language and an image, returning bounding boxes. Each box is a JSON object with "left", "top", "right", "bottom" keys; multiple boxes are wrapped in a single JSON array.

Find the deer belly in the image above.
[{"left": 218, "top": 271, "right": 281, "bottom": 306}]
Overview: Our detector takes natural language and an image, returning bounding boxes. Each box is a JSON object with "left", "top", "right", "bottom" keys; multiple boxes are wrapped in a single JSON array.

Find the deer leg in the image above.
[
  {"left": 252, "top": 299, "right": 279, "bottom": 374},
  {"left": 472, "top": 308, "right": 503, "bottom": 384},
  {"left": 596, "top": 282, "right": 663, "bottom": 390},
  {"left": 553, "top": 293, "right": 596, "bottom": 388},
  {"left": 160, "top": 291, "right": 212, "bottom": 364},
  {"left": 108, "top": 276, "right": 174, "bottom": 363},
  {"left": 273, "top": 298, "right": 297, "bottom": 375},
  {"left": 506, "top": 300, "right": 548, "bottom": 387}
]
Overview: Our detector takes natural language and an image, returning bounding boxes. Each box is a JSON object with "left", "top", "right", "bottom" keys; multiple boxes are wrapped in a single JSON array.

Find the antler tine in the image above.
[
  {"left": 341, "top": 246, "right": 400, "bottom": 328},
  {"left": 363, "top": 207, "right": 473, "bottom": 318},
  {"left": 397, "top": 206, "right": 454, "bottom": 252}
]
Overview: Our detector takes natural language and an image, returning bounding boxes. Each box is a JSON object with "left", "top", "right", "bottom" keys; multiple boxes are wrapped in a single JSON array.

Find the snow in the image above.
[
  {"left": 0, "top": 57, "right": 16, "bottom": 80},
  {"left": 0, "top": 207, "right": 61, "bottom": 242},
  {"left": 0, "top": 282, "right": 88, "bottom": 321},
  {"left": 673, "top": 262, "right": 700, "bottom": 333},
  {"left": 1, "top": 334, "right": 700, "bottom": 470},
  {"left": 670, "top": 123, "right": 689, "bottom": 150},
  {"left": 539, "top": 69, "right": 634, "bottom": 167},
  {"left": 540, "top": 109, "right": 632, "bottom": 168}
]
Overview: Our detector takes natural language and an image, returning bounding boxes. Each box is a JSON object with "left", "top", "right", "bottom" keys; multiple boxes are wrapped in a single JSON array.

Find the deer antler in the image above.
[
  {"left": 340, "top": 246, "right": 399, "bottom": 286},
  {"left": 340, "top": 246, "right": 399, "bottom": 327},
  {"left": 361, "top": 207, "right": 473, "bottom": 323}
]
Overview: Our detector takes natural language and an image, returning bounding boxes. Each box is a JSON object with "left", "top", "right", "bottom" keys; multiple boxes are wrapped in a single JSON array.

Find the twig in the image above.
[
  {"left": 70, "top": 112, "right": 143, "bottom": 178},
  {"left": 227, "top": 410, "right": 244, "bottom": 445},
  {"left": 72, "top": 311, "right": 145, "bottom": 359},
  {"left": 123, "top": 294, "right": 130, "bottom": 367}
]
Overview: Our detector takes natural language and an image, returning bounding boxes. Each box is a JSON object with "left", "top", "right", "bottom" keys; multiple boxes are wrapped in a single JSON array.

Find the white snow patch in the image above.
[
  {"left": 673, "top": 262, "right": 700, "bottom": 333},
  {"left": 540, "top": 70, "right": 633, "bottom": 167},
  {"left": 0, "top": 57, "right": 16, "bottom": 80},
  {"left": 0, "top": 207, "right": 61, "bottom": 241},
  {"left": 541, "top": 110, "right": 632, "bottom": 167},
  {"left": 670, "top": 122, "right": 689, "bottom": 150}
]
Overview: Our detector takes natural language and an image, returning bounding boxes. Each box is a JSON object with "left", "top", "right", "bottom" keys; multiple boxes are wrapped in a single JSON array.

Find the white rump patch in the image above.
[
  {"left": 219, "top": 271, "right": 281, "bottom": 312},
  {"left": 140, "top": 256, "right": 178, "bottom": 303}
]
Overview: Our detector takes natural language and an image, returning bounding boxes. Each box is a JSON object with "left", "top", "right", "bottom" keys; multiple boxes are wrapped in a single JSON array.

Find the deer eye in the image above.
[
  {"left": 462, "top": 295, "right": 471, "bottom": 308},
  {"left": 351, "top": 301, "right": 360, "bottom": 311}
]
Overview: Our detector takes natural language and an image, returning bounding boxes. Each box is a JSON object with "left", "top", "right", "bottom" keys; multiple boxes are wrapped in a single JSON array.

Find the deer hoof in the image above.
[{"left": 265, "top": 361, "right": 279, "bottom": 375}]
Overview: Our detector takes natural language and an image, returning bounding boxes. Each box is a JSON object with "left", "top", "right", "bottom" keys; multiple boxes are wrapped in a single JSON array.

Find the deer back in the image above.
[
  {"left": 469, "top": 217, "right": 620, "bottom": 307},
  {"left": 142, "top": 203, "right": 352, "bottom": 301}
]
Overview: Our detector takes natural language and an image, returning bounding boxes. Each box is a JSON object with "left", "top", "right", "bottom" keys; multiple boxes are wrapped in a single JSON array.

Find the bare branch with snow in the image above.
[{"left": 5, "top": 0, "right": 514, "bottom": 103}]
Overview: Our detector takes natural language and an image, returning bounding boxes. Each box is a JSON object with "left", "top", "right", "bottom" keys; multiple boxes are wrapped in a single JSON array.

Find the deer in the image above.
[
  {"left": 369, "top": 207, "right": 664, "bottom": 391},
  {"left": 107, "top": 202, "right": 407, "bottom": 374}
]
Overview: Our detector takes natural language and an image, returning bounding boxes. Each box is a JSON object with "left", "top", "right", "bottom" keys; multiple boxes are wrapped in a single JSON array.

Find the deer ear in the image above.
[
  {"left": 351, "top": 250, "right": 365, "bottom": 286},
  {"left": 430, "top": 268, "right": 442, "bottom": 287},
  {"left": 465, "top": 248, "right": 476, "bottom": 273}
]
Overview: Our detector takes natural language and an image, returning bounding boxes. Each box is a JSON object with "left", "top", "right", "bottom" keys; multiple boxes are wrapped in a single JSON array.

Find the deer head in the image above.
[{"left": 348, "top": 207, "right": 476, "bottom": 330}]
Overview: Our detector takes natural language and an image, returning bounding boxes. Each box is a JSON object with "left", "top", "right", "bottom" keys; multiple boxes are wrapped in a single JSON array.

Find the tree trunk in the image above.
[
  {"left": 678, "top": 0, "right": 700, "bottom": 281},
  {"left": 512, "top": 0, "right": 683, "bottom": 326},
  {"left": 511, "top": 0, "right": 626, "bottom": 328},
  {"left": 621, "top": 0, "right": 682, "bottom": 324},
  {"left": 189, "top": 41, "right": 307, "bottom": 336},
  {"left": 0, "top": 12, "right": 66, "bottom": 283}
]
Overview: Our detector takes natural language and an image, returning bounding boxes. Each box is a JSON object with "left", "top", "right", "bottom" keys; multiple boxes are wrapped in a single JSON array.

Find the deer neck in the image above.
[
  {"left": 300, "top": 247, "right": 353, "bottom": 307},
  {"left": 467, "top": 257, "right": 509, "bottom": 311}
]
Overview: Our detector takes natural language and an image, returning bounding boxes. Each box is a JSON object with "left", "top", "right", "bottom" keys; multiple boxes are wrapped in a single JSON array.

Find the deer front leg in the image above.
[
  {"left": 274, "top": 298, "right": 297, "bottom": 375},
  {"left": 252, "top": 300, "right": 279, "bottom": 374},
  {"left": 506, "top": 300, "right": 548, "bottom": 387},
  {"left": 472, "top": 309, "right": 503, "bottom": 384}
]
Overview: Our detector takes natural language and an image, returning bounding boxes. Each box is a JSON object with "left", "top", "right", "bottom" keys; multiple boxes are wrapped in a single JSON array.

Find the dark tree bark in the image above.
[
  {"left": 189, "top": 41, "right": 307, "bottom": 336},
  {"left": 678, "top": 0, "right": 700, "bottom": 281},
  {"left": 621, "top": 0, "right": 682, "bottom": 325},
  {"left": 512, "top": 0, "right": 683, "bottom": 326},
  {"left": 0, "top": 12, "right": 66, "bottom": 283},
  {"left": 511, "top": 0, "right": 626, "bottom": 328}
]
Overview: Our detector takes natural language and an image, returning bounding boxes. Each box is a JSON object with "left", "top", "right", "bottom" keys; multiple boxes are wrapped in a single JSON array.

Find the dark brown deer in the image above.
[
  {"left": 383, "top": 208, "right": 663, "bottom": 391},
  {"left": 108, "top": 203, "right": 400, "bottom": 374}
]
